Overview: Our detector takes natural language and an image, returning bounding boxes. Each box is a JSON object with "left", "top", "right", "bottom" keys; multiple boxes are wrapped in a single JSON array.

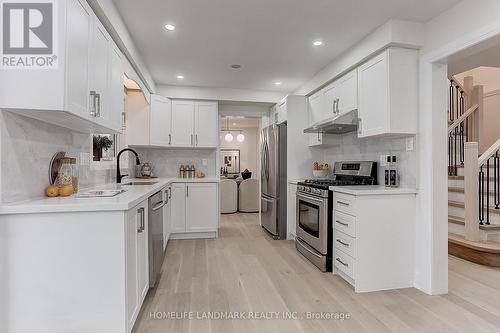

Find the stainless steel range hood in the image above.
[{"left": 303, "top": 109, "right": 358, "bottom": 135}]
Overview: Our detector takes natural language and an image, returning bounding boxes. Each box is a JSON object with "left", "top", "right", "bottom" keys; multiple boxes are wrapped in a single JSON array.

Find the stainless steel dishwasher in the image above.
[{"left": 148, "top": 191, "right": 165, "bottom": 288}]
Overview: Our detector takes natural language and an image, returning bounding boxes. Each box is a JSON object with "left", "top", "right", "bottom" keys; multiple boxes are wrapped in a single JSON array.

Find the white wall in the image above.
[
  {"left": 220, "top": 128, "right": 259, "bottom": 178},
  {"left": 482, "top": 90, "right": 500, "bottom": 149}
]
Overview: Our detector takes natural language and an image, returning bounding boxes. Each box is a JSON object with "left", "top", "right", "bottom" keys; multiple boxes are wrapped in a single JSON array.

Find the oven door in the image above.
[{"left": 296, "top": 192, "right": 328, "bottom": 254}]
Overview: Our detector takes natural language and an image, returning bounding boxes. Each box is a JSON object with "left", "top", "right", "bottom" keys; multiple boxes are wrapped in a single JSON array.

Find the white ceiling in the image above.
[{"left": 114, "top": 0, "right": 459, "bottom": 93}]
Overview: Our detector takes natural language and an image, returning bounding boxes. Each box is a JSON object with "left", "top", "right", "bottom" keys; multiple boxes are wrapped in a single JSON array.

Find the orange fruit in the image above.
[
  {"left": 58, "top": 185, "right": 74, "bottom": 197},
  {"left": 45, "top": 185, "right": 59, "bottom": 197}
]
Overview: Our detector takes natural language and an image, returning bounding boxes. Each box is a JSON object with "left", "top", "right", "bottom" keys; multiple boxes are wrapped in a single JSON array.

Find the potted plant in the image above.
[{"left": 93, "top": 135, "right": 113, "bottom": 161}]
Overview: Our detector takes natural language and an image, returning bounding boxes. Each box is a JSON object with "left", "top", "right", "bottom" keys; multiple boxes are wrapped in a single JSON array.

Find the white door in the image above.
[
  {"left": 136, "top": 201, "right": 149, "bottom": 302},
  {"left": 336, "top": 69, "right": 358, "bottom": 115},
  {"left": 323, "top": 82, "right": 338, "bottom": 119},
  {"left": 170, "top": 183, "right": 186, "bottom": 233},
  {"left": 89, "top": 19, "right": 110, "bottom": 122},
  {"left": 308, "top": 91, "right": 325, "bottom": 146},
  {"left": 358, "top": 52, "right": 389, "bottom": 137},
  {"left": 107, "top": 45, "right": 124, "bottom": 131},
  {"left": 171, "top": 101, "right": 195, "bottom": 147},
  {"left": 65, "top": 0, "right": 92, "bottom": 118},
  {"left": 195, "top": 102, "right": 218, "bottom": 147},
  {"left": 186, "top": 183, "right": 218, "bottom": 232},
  {"left": 150, "top": 95, "right": 172, "bottom": 146},
  {"left": 162, "top": 186, "right": 171, "bottom": 249}
]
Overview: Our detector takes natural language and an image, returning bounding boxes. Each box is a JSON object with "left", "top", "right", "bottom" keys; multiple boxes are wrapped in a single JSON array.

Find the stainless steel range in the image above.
[{"left": 295, "top": 161, "right": 377, "bottom": 272}]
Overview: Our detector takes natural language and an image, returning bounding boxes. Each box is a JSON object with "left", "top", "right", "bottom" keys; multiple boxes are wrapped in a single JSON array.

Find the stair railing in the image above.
[
  {"left": 478, "top": 138, "right": 500, "bottom": 225},
  {"left": 448, "top": 79, "right": 468, "bottom": 176}
]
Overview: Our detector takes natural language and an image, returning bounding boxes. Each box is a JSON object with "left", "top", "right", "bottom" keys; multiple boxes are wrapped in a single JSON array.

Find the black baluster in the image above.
[
  {"left": 486, "top": 159, "right": 491, "bottom": 224},
  {"left": 479, "top": 166, "right": 484, "bottom": 225},
  {"left": 495, "top": 151, "right": 499, "bottom": 210},
  {"left": 448, "top": 134, "right": 453, "bottom": 176},
  {"left": 454, "top": 127, "right": 458, "bottom": 176},
  {"left": 449, "top": 80, "right": 454, "bottom": 122},
  {"left": 456, "top": 85, "right": 460, "bottom": 120}
]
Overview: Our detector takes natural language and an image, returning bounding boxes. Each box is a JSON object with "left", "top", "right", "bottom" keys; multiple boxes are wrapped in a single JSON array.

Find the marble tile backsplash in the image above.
[
  {"left": 311, "top": 132, "right": 417, "bottom": 188},
  {"left": 133, "top": 148, "right": 217, "bottom": 178},
  {"left": 0, "top": 112, "right": 114, "bottom": 203}
]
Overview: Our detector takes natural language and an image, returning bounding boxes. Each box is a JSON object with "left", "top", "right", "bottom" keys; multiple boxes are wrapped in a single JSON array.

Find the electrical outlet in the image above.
[
  {"left": 380, "top": 155, "right": 389, "bottom": 167},
  {"left": 202, "top": 159, "right": 208, "bottom": 166},
  {"left": 406, "top": 137, "right": 415, "bottom": 151},
  {"left": 79, "top": 152, "right": 90, "bottom": 166}
]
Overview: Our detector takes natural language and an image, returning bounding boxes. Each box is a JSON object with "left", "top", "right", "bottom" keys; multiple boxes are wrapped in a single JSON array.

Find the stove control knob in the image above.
[{"left": 305, "top": 187, "right": 311, "bottom": 192}]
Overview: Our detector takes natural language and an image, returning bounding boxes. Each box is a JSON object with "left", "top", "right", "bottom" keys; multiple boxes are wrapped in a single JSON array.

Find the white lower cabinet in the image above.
[
  {"left": 125, "top": 200, "right": 149, "bottom": 332},
  {"left": 169, "top": 182, "right": 219, "bottom": 238},
  {"left": 332, "top": 191, "right": 416, "bottom": 293}
]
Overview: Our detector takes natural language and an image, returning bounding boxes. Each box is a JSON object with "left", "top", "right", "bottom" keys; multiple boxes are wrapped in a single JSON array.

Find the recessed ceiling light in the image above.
[
  {"left": 231, "top": 64, "right": 242, "bottom": 69},
  {"left": 274, "top": 81, "right": 282, "bottom": 86},
  {"left": 313, "top": 40, "right": 323, "bottom": 46},
  {"left": 164, "top": 24, "right": 176, "bottom": 31},
  {"left": 232, "top": 122, "right": 237, "bottom": 126},
  {"left": 176, "top": 75, "right": 184, "bottom": 79}
]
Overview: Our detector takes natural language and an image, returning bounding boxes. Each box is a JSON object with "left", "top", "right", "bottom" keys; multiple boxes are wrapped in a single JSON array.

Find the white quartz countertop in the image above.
[
  {"left": 0, "top": 177, "right": 219, "bottom": 215},
  {"left": 329, "top": 185, "right": 418, "bottom": 196}
]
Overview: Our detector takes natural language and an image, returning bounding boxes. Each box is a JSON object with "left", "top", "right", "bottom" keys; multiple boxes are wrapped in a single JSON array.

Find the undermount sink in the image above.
[
  {"left": 75, "top": 189, "right": 126, "bottom": 198},
  {"left": 122, "top": 181, "right": 159, "bottom": 186}
]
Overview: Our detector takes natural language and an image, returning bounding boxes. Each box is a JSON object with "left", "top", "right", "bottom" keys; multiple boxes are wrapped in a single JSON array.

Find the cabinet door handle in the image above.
[
  {"left": 196, "top": 134, "right": 198, "bottom": 146},
  {"left": 169, "top": 134, "right": 171, "bottom": 145},
  {"left": 336, "top": 258, "right": 348, "bottom": 267},
  {"left": 337, "top": 200, "right": 349, "bottom": 206},
  {"left": 336, "top": 98, "right": 340, "bottom": 114},
  {"left": 122, "top": 112, "right": 126, "bottom": 130},
  {"left": 168, "top": 187, "right": 171, "bottom": 199},
  {"left": 191, "top": 134, "right": 193, "bottom": 145},
  {"left": 186, "top": 186, "right": 189, "bottom": 197},
  {"left": 137, "top": 207, "right": 144, "bottom": 233},
  {"left": 332, "top": 99, "right": 336, "bottom": 114},
  {"left": 89, "top": 91, "right": 97, "bottom": 117},
  {"left": 358, "top": 118, "right": 362, "bottom": 135},
  {"left": 317, "top": 131, "right": 320, "bottom": 142},
  {"left": 164, "top": 190, "right": 169, "bottom": 204},
  {"left": 335, "top": 220, "right": 348, "bottom": 227},
  {"left": 336, "top": 239, "right": 350, "bottom": 247},
  {"left": 95, "top": 93, "right": 101, "bottom": 117}
]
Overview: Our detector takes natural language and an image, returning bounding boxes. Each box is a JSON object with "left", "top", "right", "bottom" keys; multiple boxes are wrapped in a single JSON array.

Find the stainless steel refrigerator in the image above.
[{"left": 260, "top": 123, "right": 287, "bottom": 239}]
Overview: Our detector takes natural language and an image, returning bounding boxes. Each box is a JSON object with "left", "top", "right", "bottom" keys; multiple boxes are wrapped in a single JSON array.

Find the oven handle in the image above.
[
  {"left": 296, "top": 192, "right": 328, "bottom": 204},
  {"left": 296, "top": 237, "right": 323, "bottom": 259}
]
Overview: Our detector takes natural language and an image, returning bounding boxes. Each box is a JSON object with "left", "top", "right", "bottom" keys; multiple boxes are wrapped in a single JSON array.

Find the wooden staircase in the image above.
[{"left": 447, "top": 76, "right": 500, "bottom": 266}]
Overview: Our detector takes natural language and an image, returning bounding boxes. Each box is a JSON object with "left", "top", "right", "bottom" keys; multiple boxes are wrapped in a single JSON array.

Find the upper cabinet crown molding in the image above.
[{"left": 0, "top": 0, "right": 126, "bottom": 134}]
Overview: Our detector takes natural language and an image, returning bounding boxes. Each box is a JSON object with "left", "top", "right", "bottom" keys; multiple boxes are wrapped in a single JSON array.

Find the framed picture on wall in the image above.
[{"left": 221, "top": 149, "right": 240, "bottom": 174}]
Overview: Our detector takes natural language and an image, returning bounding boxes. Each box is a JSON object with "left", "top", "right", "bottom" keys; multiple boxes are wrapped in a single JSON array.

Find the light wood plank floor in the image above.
[{"left": 133, "top": 213, "right": 500, "bottom": 333}]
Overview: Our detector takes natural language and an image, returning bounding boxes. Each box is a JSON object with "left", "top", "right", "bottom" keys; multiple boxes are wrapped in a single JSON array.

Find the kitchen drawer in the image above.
[
  {"left": 333, "top": 210, "right": 356, "bottom": 237},
  {"left": 334, "top": 248, "right": 355, "bottom": 280},
  {"left": 334, "top": 229, "right": 356, "bottom": 258},
  {"left": 334, "top": 193, "right": 356, "bottom": 215}
]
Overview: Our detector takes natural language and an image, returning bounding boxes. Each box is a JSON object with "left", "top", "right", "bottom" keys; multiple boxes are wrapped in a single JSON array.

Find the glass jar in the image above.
[{"left": 56, "top": 157, "right": 78, "bottom": 193}]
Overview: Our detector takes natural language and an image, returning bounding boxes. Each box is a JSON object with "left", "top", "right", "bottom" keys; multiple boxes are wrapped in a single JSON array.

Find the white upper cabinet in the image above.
[
  {"left": 65, "top": 0, "right": 92, "bottom": 118},
  {"left": 150, "top": 95, "right": 172, "bottom": 146},
  {"left": 195, "top": 102, "right": 218, "bottom": 147},
  {"left": 171, "top": 100, "right": 195, "bottom": 147},
  {"left": 357, "top": 48, "right": 418, "bottom": 138},
  {"left": 323, "top": 69, "right": 357, "bottom": 119},
  {"left": 171, "top": 100, "right": 218, "bottom": 148},
  {"left": 276, "top": 99, "right": 287, "bottom": 124},
  {"left": 335, "top": 69, "right": 358, "bottom": 115},
  {"left": 0, "top": 0, "right": 124, "bottom": 134},
  {"left": 308, "top": 90, "right": 325, "bottom": 146},
  {"left": 108, "top": 45, "right": 125, "bottom": 131}
]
